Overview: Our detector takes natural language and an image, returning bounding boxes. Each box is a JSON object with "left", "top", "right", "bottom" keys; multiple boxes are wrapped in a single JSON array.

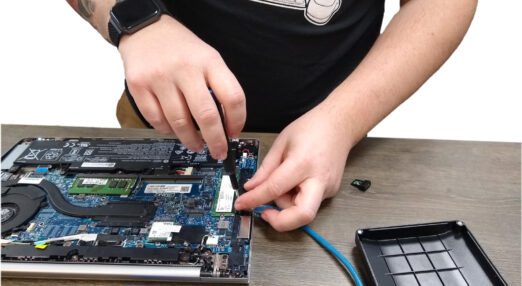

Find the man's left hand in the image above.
[{"left": 234, "top": 102, "right": 353, "bottom": 231}]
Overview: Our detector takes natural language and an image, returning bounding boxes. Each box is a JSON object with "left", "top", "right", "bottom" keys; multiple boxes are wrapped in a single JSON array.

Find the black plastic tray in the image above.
[{"left": 355, "top": 221, "right": 507, "bottom": 286}]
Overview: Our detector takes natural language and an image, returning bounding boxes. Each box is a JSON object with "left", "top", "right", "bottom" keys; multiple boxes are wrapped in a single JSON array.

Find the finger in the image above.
[
  {"left": 235, "top": 158, "right": 305, "bottom": 210},
  {"left": 206, "top": 60, "right": 246, "bottom": 138},
  {"left": 261, "top": 179, "right": 324, "bottom": 231},
  {"left": 273, "top": 192, "right": 294, "bottom": 209},
  {"left": 243, "top": 136, "right": 286, "bottom": 190},
  {"left": 129, "top": 86, "right": 173, "bottom": 134},
  {"left": 177, "top": 73, "right": 228, "bottom": 159},
  {"left": 152, "top": 81, "right": 204, "bottom": 151}
]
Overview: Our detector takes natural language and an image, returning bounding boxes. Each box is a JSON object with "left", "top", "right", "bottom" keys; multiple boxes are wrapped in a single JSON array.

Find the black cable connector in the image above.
[
  {"left": 351, "top": 179, "right": 371, "bottom": 191},
  {"left": 225, "top": 141, "right": 239, "bottom": 190}
]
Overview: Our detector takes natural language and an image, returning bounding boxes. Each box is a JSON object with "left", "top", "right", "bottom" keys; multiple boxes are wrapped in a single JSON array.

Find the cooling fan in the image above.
[{"left": 1, "top": 185, "right": 46, "bottom": 234}]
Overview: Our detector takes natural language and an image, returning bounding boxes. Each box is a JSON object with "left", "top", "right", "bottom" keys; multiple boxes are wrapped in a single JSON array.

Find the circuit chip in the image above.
[
  {"left": 172, "top": 225, "right": 207, "bottom": 244},
  {"left": 77, "top": 224, "right": 88, "bottom": 233},
  {"left": 69, "top": 177, "right": 136, "bottom": 195},
  {"left": 217, "top": 220, "right": 230, "bottom": 230}
]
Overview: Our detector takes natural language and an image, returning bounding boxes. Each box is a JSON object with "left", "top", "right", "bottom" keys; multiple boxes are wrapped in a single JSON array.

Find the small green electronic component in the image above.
[{"left": 69, "top": 177, "right": 136, "bottom": 195}]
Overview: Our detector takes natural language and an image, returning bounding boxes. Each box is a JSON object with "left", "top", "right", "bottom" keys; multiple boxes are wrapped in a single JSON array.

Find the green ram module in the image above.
[{"left": 69, "top": 177, "right": 136, "bottom": 195}]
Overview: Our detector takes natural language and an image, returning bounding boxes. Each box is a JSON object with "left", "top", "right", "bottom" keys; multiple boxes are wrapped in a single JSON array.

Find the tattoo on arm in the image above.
[
  {"left": 66, "top": 0, "right": 117, "bottom": 42},
  {"left": 66, "top": 0, "right": 96, "bottom": 19},
  {"left": 78, "top": 0, "right": 96, "bottom": 18}
]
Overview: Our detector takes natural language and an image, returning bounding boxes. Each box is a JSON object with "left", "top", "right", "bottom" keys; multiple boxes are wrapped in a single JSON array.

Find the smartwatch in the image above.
[{"left": 108, "top": 0, "right": 170, "bottom": 47}]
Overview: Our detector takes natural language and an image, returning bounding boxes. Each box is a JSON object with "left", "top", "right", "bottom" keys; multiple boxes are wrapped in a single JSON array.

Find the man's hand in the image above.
[
  {"left": 234, "top": 102, "right": 353, "bottom": 231},
  {"left": 118, "top": 16, "right": 246, "bottom": 159}
]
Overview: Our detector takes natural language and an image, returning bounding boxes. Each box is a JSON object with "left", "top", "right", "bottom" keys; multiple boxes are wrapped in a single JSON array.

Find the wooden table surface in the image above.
[{"left": 1, "top": 124, "right": 520, "bottom": 286}]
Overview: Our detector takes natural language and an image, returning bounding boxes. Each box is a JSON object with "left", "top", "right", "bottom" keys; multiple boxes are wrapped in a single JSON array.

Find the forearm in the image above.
[
  {"left": 66, "top": 0, "right": 116, "bottom": 42},
  {"left": 323, "top": 0, "right": 477, "bottom": 148}
]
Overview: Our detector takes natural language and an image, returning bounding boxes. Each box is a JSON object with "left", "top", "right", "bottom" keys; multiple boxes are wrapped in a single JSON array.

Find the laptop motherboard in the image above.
[{"left": 1, "top": 138, "right": 257, "bottom": 282}]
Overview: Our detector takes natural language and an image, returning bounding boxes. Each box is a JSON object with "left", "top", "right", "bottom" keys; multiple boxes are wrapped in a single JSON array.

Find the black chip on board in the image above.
[{"left": 172, "top": 225, "right": 207, "bottom": 244}]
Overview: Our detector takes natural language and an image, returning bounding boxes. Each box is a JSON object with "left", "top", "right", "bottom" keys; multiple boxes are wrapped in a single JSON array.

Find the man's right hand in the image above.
[{"left": 118, "top": 15, "right": 246, "bottom": 159}]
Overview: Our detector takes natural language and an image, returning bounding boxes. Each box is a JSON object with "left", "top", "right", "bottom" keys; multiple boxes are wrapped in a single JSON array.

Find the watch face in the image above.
[{"left": 113, "top": 0, "right": 161, "bottom": 31}]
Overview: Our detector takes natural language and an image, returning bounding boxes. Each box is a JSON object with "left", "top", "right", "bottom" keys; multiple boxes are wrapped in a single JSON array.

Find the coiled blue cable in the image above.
[{"left": 253, "top": 205, "right": 364, "bottom": 286}]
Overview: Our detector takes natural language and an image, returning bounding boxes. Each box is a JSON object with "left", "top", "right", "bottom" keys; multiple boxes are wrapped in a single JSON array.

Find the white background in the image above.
[{"left": 0, "top": 1, "right": 520, "bottom": 143}]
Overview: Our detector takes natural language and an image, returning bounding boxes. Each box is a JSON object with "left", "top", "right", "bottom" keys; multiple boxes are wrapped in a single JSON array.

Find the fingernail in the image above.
[{"left": 234, "top": 200, "right": 242, "bottom": 209}]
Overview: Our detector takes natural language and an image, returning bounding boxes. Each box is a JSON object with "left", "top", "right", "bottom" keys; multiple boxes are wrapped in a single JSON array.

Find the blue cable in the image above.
[{"left": 254, "top": 205, "right": 364, "bottom": 286}]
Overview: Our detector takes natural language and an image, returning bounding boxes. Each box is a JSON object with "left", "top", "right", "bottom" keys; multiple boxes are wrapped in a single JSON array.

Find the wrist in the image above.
[
  {"left": 319, "top": 89, "right": 366, "bottom": 150},
  {"left": 118, "top": 15, "right": 171, "bottom": 49},
  {"left": 92, "top": 0, "right": 117, "bottom": 42},
  {"left": 100, "top": 4, "right": 113, "bottom": 41},
  {"left": 108, "top": 0, "right": 170, "bottom": 47}
]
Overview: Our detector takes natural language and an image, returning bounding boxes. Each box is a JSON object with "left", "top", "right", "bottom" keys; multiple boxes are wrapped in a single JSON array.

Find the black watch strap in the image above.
[
  {"left": 108, "top": 21, "right": 120, "bottom": 47},
  {"left": 108, "top": 0, "right": 170, "bottom": 47}
]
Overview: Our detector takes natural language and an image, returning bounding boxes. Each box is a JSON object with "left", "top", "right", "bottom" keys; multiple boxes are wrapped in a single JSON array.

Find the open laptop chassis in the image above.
[{"left": 1, "top": 137, "right": 258, "bottom": 283}]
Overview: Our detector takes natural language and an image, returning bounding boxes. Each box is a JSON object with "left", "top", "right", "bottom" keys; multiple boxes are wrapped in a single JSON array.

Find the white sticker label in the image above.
[
  {"left": 18, "top": 177, "right": 43, "bottom": 185},
  {"left": 81, "top": 178, "right": 108, "bottom": 185},
  {"left": 144, "top": 184, "right": 192, "bottom": 194},
  {"left": 216, "top": 175, "right": 235, "bottom": 213},
  {"left": 205, "top": 235, "right": 219, "bottom": 246},
  {"left": 81, "top": 162, "right": 116, "bottom": 168},
  {"left": 149, "top": 222, "right": 182, "bottom": 241}
]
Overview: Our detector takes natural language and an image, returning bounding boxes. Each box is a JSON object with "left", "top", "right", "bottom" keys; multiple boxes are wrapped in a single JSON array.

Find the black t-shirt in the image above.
[{"left": 136, "top": 0, "right": 385, "bottom": 132}]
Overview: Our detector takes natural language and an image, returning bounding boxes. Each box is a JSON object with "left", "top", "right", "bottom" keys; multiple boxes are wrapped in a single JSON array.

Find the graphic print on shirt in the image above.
[{"left": 250, "top": 0, "right": 342, "bottom": 26}]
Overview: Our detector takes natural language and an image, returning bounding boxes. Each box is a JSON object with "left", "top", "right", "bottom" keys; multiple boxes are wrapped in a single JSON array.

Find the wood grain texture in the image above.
[{"left": 1, "top": 124, "right": 520, "bottom": 286}]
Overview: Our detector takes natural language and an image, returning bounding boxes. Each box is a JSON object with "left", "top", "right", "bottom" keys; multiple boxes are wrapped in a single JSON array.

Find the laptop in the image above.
[{"left": 1, "top": 137, "right": 258, "bottom": 283}]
